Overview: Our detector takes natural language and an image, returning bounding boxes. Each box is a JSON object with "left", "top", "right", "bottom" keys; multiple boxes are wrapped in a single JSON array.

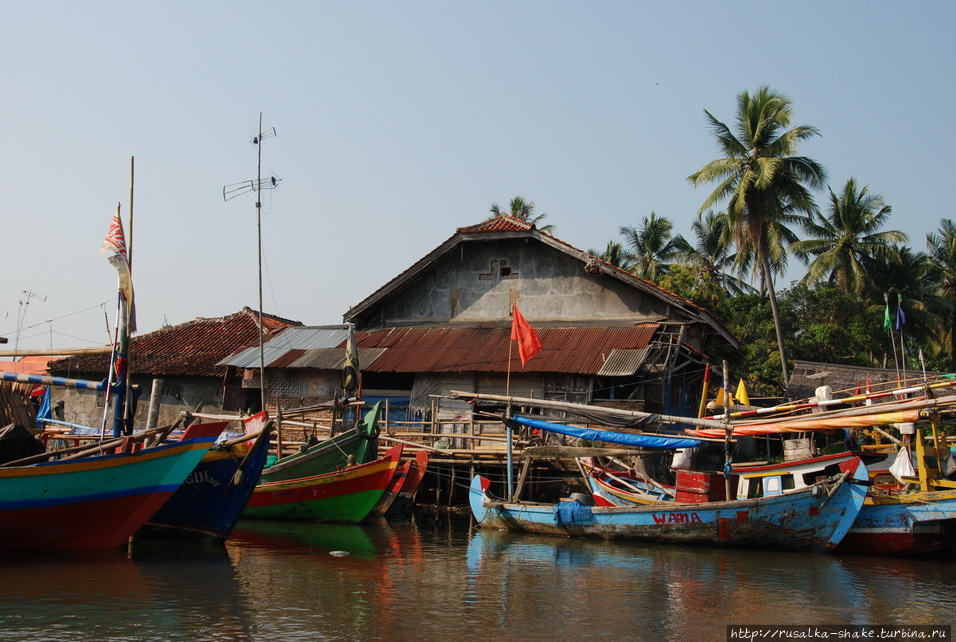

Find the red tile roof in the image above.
[
  {"left": 457, "top": 215, "right": 535, "bottom": 234},
  {"left": 48, "top": 308, "right": 300, "bottom": 377}
]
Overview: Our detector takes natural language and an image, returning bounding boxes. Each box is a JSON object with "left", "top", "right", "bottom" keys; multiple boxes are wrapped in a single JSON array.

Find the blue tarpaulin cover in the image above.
[
  {"left": 553, "top": 500, "right": 594, "bottom": 525},
  {"left": 510, "top": 415, "right": 702, "bottom": 450}
]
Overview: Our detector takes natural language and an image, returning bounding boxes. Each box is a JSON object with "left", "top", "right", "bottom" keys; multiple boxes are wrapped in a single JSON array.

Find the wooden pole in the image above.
[
  {"left": 256, "top": 112, "right": 267, "bottom": 414},
  {"left": 145, "top": 378, "right": 163, "bottom": 431},
  {"left": 128, "top": 156, "right": 134, "bottom": 271},
  {"left": 697, "top": 363, "right": 711, "bottom": 419},
  {"left": 722, "top": 360, "right": 732, "bottom": 501}
]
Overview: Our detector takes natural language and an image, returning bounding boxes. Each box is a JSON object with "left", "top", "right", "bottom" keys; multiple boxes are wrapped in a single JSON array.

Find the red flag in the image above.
[
  {"left": 100, "top": 203, "right": 128, "bottom": 258},
  {"left": 101, "top": 203, "right": 137, "bottom": 332},
  {"left": 511, "top": 304, "right": 542, "bottom": 367}
]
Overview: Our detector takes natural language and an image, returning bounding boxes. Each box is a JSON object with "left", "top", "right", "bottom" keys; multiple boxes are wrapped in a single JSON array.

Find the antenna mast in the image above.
[
  {"left": 14, "top": 289, "right": 47, "bottom": 355},
  {"left": 224, "top": 113, "right": 280, "bottom": 413}
]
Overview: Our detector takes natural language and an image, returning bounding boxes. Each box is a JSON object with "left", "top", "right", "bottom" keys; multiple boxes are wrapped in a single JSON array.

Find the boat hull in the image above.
[
  {"left": 142, "top": 427, "right": 271, "bottom": 542},
  {"left": 385, "top": 449, "right": 429, "bottom": 519},
  {"left": 469, "top": 458, "right": 868, "bottom": 553},
  {"left": 244, "top": 445, "right": 401, "bottom": 523},
  {"left": 0, "top": 436, "right": 218, "bottom": 550},
  {"left": 258, "top": 401, "right": 381, "bottom": 482},
  {"left": 838, "top": 488, "right": 956, "bottom": 556}
]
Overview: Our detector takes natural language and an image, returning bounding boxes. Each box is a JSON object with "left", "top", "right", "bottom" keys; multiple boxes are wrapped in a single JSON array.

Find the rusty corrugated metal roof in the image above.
[
  {"left": 359, "top": 324, "right": 660, "bottom": 374},
  {"left": 147, "top": 320, "right": 662, "bottom": 377},
  {"left": 290, "top": 347, "right": 388, "bottom": 370}
]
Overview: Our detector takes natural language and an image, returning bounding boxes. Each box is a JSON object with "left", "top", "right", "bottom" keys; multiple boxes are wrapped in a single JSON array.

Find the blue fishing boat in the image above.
[
  {"left": 470, "top": 456, "right": 869, "bottom": 552},
  {"left": 141, "top": 413, "right": 272, "bottom": 542}
]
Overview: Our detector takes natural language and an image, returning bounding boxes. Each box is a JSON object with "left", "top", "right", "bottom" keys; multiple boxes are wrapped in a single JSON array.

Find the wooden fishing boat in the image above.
[
  {"left": 838, "top": 432, "right": 956, "bottom": 556},
  {"left": 842, "top": 489, "right": 956, "bottom": 555},
  {"left": 370, "top": 455, "right": 413, "bottom": 517},
  {"left": 386, "top": 449, "right": 429, "bottom": 518},
  {"left": 371, "top": 448, "right": 429, "bottom": 518},
  {"left": 243, "top": 444, "right": 403, "bottom": 523},
  {"left": 703, "top": 421, "right": 956, "bottom": 556},
  {"left": 585, "top": 440, "right": 956, "bottom": 556},
  {"left": 469, "top": 456, "right": 869, "bottom": 552},
  {"left": 258, "top": 401, "right": 382, "bottom": 483},
  {"left": 0, "top": 429, "right": 222, "bottom": 550},
  {"left": 140, "top": 413, "right": 272, "bottom": 542},
  {"left": 579, "top": 458, "right": 675, "bottom": 506}
]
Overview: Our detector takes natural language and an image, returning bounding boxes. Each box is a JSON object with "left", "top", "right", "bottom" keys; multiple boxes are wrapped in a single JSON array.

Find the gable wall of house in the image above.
[{"left": 378, "top": 239, "right": 674, "bottom": 325}]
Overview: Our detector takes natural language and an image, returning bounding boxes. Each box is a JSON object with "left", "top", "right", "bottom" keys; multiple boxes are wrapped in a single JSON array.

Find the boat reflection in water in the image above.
[
  {"left": 0, "top": 516, "right": 951, "bottom": 639},
  {"left": 0, "top": 542, "right": 252, "bottom": 641},
  {"left": 464, "top": 528, "right": 954, "bottom": 639}
]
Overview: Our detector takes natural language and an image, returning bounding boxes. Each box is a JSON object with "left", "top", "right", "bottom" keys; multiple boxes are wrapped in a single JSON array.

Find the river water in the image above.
[{"left": 0, "top": 514, "right": 952, "bottom": 641}]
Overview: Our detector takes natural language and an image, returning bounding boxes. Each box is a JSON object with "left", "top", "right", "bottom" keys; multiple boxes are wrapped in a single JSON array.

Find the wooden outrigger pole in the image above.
[{"left": 448, "top": 390, "right": 730, "bottom": 431}]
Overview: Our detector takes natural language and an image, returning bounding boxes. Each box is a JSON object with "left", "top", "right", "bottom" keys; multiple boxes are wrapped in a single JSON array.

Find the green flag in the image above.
[{"left": 883, "top": 302, "right": 892, "bottom": 333}]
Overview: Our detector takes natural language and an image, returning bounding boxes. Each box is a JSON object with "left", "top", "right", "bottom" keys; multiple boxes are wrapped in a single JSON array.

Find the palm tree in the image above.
[
  {"left": 588, "top": 239, "right": 633, "bottom": 270},
  {"left": 791, "top": 178, "right": 906, "bottom": 295},
  {"left": 675, "top": 210, "right": 754, "bottom": 295},
  {"left": 732, "top": 199, "right": 804, "bottom": 293},
  {"left": 688, "top": 86, "right": 827, "bottom": 385},
  {"left": 619, "top": 212, "right": 681, "bottom": 282},
  {"left": 927, "top": 220, "right": 956, "bottom": 370},
  {"left": 869, "top": 244, "right": 941, "bottom": 371},
  {"left": 489, "top": 196, "right": 555, "bottom": 233}
]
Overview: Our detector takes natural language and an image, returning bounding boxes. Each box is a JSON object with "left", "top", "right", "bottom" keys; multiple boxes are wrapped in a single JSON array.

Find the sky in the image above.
[{"left": 2, "top": 2, "right": 953, "bottom": 354}]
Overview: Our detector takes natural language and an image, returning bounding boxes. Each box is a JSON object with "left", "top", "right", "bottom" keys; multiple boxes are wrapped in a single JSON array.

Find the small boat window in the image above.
[
  {"left": 765, "top": 476, "right": 781, "bottom": 495},
  {"left": 747, "top": 478, "right": 763, "bottom": 499}
]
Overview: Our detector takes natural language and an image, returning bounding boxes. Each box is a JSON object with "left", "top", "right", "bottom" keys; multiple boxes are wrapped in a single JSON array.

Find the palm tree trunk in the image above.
[{"left": 761, "top": 252, "right": 789, "bottom": 387}]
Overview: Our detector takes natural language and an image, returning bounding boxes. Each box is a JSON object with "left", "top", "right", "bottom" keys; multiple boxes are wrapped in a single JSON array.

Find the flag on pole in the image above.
[
  {"left": 342, "top": 324, "right": 360, "bottom": 394},
  {"left": 511, "top": 304, "right": 542, "bottom": 368},
  {"left": 735, "top": 378, "right": 750, "bottom": 407},
  {"left": 101, "top": 203, "right": 136, "bottom": 332},
  {"left": 101, "top": 204, "right": 128, "bottom": 258},
  {"left": 895, "top": 294, "right": 906, "bottom": 330},
  {"left": 883, "top": 298, "right": 892, "bottom": 333},
  {"left": 714, "top": 387, "right": 728, "bottom": 407}
]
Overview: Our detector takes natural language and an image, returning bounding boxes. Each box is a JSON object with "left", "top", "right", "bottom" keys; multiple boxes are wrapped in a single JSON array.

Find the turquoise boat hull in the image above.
[{"left": 0, "top": 435, "right": 219, "bottom": 550}]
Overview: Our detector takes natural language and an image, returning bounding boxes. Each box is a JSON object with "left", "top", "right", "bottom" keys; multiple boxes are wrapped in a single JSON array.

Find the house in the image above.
[
  {"left": 46, "top": 307, "right": 300, "bottom": 430},
  {"left": 222, "top": 215, "right": 739, "bottom": 425},
  {"left": 786, "top": 360, "right": 942, "bottom": 401}
]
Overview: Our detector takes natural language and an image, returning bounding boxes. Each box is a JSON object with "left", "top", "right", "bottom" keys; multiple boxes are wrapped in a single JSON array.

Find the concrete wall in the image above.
[
  {"left": 51, "top": 375, "right": 228, "bottom": 431},
  {"left": 380, "top": 239, "right": 670, "bottom": 324}
]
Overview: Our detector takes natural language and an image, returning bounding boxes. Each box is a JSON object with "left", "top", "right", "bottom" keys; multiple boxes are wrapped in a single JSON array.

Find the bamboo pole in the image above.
[
  {"left": 449, "top": 390, "right": 730, "bottom": 430},
  {"left": 722, "top": 361, "right": 732, "bottom": 501},
  {"left": 697, "top": 363, "right": 711, "bottom": 419},
  {"left": 2, "top": 423, "right": 175, "bottom": 467},
  {"left": 0, "top": 347, "right": 113, "bottom": 357}
]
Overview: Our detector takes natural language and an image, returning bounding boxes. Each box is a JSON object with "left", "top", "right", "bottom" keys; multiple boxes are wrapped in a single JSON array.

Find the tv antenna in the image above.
[
  {"left": 14, "top": 289, "right": 47, "bottom": 354},
  {"left": 223, "top": 113, "right": 280, "bottom": 413}
]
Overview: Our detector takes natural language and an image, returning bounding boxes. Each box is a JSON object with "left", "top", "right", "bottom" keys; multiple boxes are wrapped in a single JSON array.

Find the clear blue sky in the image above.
[{"left": 2, "top": 2, "right": 953, "bottom": 353}]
